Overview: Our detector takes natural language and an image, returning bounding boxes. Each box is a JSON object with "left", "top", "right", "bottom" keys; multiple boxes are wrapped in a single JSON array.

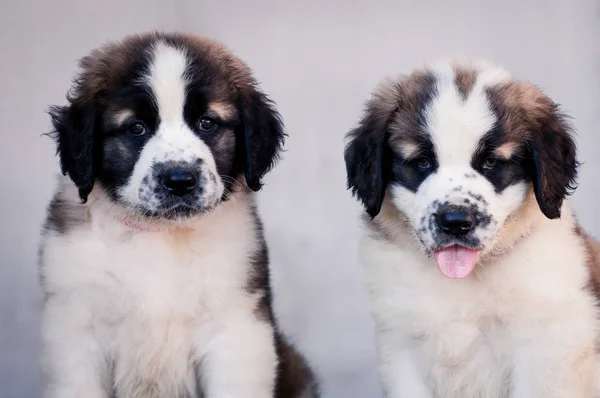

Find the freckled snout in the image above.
[
  {"left": 140, "top": 158, "right": 223, "bottom": 219},
  {"left": 422, "top": 196, "right": 494, "bottom": 254},
  {"left": 153, "top": 160, "right": 206, "bottom": 198}
]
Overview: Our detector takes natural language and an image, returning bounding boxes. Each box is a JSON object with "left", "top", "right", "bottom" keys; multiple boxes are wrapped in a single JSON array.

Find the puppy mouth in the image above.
[
  {"left": 433, "top": 245, "right": 479, "bottom": 279},
  {"left": 137, "top": 202, "right": 217, "bottom": 220}
]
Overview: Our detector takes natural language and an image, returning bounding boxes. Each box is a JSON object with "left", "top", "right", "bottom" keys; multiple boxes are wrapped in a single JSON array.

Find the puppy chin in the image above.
[
  {"left": 144, "top": 197, "right": 222, "bottom": 220},
  {"left": 110, "top": 193, "right": 221, "bottom": 227},
  {"left": 140, "top": 205, "right": 210, "bottom": 221}
]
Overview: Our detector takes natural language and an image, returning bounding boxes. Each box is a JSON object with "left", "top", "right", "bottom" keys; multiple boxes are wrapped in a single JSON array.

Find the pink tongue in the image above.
[{"left": 434, "top": 246, "right": 479, "bottom": 279}]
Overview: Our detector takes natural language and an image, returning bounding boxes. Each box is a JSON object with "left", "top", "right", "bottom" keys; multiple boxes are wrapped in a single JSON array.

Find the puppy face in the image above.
[
  {"left": 49, "top": 33, "right": 284, "bottom": 220},
  {"left": 345, "top": 61, "right": 577, "bottom": 275}
]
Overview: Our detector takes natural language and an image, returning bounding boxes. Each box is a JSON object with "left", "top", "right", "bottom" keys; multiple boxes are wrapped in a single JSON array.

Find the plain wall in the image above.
[{"left": 1, "top": 1, "right": 598, "bottom": 397}]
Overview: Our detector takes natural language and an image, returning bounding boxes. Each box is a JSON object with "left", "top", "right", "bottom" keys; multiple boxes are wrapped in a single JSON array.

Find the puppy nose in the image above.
[
  {"left": 437, "top": 209, "right": 474, "bottom": 236},
  {"left": 161, "top": 170, "right": 197, "bottom": 196}
]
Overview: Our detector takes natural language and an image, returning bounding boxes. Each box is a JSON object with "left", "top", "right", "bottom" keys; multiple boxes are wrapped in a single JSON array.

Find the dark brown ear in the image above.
[
  {"left": 529, "top": 99, "right": 578, "bottom": 219},
  {"left": 47, "top": 45, "right": 113, "bottom": 203},
  {"left": 236, "top": 83, "right": 285, "bottom": 192},
  {"left": 48, "top": 99, "right": 100, "bottom": 203},
  {"left": 344, "top": 114, "right": 390, "bottom": 219}
]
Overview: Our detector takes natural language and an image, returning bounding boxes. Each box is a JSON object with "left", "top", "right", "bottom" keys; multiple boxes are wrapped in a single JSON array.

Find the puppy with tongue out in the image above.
[{"left": 344, "top": 60, "right": 600, "bottom": 398}]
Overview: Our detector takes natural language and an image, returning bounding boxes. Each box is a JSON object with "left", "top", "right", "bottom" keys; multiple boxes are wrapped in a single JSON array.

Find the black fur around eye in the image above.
[
  {"left": 482, "top": 158, "right": 498, "bottom": 170},
  {"left": 199, "top": 117, "right": 216, "bottom": 132},
  {"left": 128, "top": 121, "right": 147, "bottom": 137},
  {"left": 415, "top": 157, "right": 433, "bottom": 171}
]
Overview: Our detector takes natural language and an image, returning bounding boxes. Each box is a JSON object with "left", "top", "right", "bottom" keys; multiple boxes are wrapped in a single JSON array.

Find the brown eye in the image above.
[
  {"left": 199, "top": 117, "right": 215, "bottom": 131},
  {"left": 483, "top": 158, "right": 498, "bottom": 170},
  {"left": 416, "top": 157, "right": 432, "bottom": 171},
  {"left": 129, "top": 121, "right": 147, "bottom": 136}
]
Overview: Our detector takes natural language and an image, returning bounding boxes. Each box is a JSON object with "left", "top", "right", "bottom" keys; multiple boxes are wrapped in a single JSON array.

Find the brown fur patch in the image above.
[
  {"left": 178, "top": 33, "right": 253, "bottom": 88},
  {"left": 384, "top": 70, "right": 438, "bottom": 148},
  {"left": 453, "top": 65, "right": 477, "bottom": 99},
  {"left": 244, "top": 211, "right": 319, "bottom": 397},
  {"left": 72, "top": 32, "right": 254, "bottom": 105},
  {"left": 274, "top": 336, "right": 319, "bottom": 398},
  {"left": 43, "top": 193, "right": 89, "bottom": 235},
  {"left": 485, "top": 81, "right": 536, "bottom": 144},
  {"left": 485, "top": 79, "right": 570, "bottom": 145}
]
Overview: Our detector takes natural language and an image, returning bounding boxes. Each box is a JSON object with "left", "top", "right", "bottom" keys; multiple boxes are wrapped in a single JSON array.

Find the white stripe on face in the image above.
[{"left": 423, "top": 66, "right": 500, "bottom": 169}]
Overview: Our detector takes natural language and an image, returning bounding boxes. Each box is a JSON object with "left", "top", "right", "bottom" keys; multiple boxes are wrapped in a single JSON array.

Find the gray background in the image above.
[{"left": 0, "top": 0, "right": 598, "bottom": 397}]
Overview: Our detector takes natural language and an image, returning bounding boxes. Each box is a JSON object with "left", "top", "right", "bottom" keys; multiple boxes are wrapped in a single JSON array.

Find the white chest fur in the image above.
[
  {"left": 361, "top": 207, "right": 599, "bottom": 398},
  {"left": 40, "top": 191, "right": 266, "bottom": 397}
]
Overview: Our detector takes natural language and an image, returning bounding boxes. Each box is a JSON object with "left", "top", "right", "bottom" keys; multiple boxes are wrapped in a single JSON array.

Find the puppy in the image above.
[
  {"left": 344, "top": 60, "right": 600, "bottom": 398},
  {"left": 39, "top": 32, "right": 318, "bottom": 398}
]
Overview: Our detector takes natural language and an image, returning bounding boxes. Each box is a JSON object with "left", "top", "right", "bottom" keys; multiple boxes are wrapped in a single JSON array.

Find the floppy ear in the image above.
[
  {"left": 528, "top": 101, "right": 578, "bottom": 219},
  {"left": 237, "top": 85, "right": 286, "bottom": 191},
  {"left": 48, "top": 100, "right": 99, "bottom": 202},
  {"left": 344, "top": 111, "right": 391, "bottom": 219}
]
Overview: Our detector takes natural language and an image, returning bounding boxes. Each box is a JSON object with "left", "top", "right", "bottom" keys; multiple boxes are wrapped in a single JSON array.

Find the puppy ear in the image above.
[
  {"left": 48, "top": 100, "right": 99, "bottom": 202},
  {"left": 237, "top": 85, "right": 285, "bottom": 191},
  {"left": 344, "top": 111, "right": 391, "bottom": 219},
  {"left": 529, "top": 100, "right": 578, "bottom": 219}
]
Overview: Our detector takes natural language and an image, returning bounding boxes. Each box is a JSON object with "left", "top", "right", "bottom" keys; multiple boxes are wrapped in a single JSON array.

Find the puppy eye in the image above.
[
  {"left": 199, "top": 117, "right": 216, "bottom": 132},
  {"left": 483, "top": 158, "right": 498, "bottom": 170},
  {"left": 415, "top": 157, "right": 432, "bottom": 171},
  {"left": 128, "top": 121, "right": 147, "bottom": 136}
]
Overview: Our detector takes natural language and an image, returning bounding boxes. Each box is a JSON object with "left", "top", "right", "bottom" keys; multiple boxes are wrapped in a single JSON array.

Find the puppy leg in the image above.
[
  {"left": 378, "top": 344, "right": 432, "bottom": 398},
  {"left": 198, "top": 316, "right": 277, "bottom": 398},
  {"left": 41, "top": 297, "right": 110, "bottom": 398}
]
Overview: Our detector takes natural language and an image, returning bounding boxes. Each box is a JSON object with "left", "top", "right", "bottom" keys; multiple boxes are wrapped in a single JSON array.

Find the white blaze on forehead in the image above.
[
  {"left": 428, "top": 61, "right": 456, "bottom": 87},
  {"left": 141, "top": 41, "right": 216, "bottom": 166},
  {"left": 422, "top": 62, "right": 512, "bottom": 167},
  {"left": 141, "top": 42, "right": 216, "bottom": 166},
  {"left": 146, "top": 42, "right": 189, "bottom": 126}
]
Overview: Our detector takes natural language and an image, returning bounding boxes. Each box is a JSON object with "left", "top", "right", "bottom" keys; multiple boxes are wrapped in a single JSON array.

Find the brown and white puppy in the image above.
[
  {"left": 344, "top": 60, "right": 600, "bottom": 398},
  {"left": 39, "top": 32, "right": 318, "bottom": 398}
]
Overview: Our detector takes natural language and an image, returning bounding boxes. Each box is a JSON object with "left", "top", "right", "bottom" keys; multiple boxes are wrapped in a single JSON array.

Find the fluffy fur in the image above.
[
  {"left": 39, "top": 32, "right": 318, "bottom": 398},
  {"left": 344, "top": 60, "right": 600, "bottom": 397}
]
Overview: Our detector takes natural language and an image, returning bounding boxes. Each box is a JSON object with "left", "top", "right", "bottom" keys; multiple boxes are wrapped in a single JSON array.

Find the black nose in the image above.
[
  {"left": 160, "top": 170, "right": 197, "bottom": 196},
  {"left": 437, "top": 209, "right": 474, "bottom": 236}
]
